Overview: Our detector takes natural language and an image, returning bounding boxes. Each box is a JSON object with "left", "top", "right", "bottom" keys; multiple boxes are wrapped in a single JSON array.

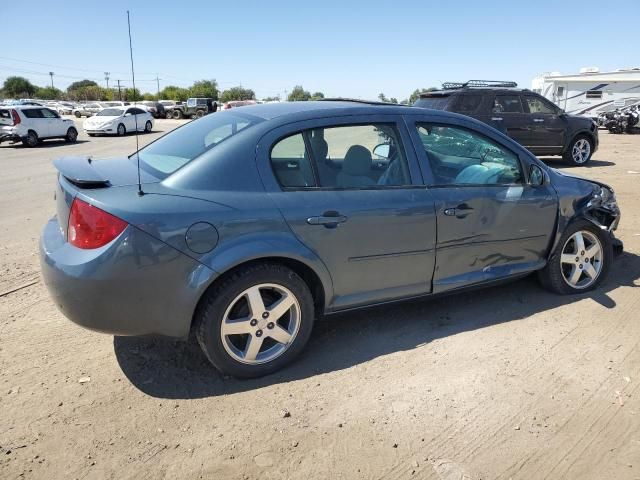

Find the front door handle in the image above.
[
  {"left": 307, "top": 211, "right": 348, "bottom": 228},
  {"left": 491, "top": 117, "right": 503, "bottom": 121},
  {"left": 444, "top": 203, "right": 474, "bottom": 218},
  {"left": 533, "top": 118, "right": 545, "bottom": 123}
]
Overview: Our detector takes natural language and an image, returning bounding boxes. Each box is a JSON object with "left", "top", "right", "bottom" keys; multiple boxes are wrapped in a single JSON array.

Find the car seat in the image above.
[{"left": 337, "top": 145, "right": 375, "bottom": 188}]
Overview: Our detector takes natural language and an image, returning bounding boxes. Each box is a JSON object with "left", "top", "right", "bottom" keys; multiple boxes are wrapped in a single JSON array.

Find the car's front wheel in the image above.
[
  {"left": 195, "top": 263, "right": 315, "bottom": 378},
  {"left": 144, "top": 121, "right": 152, "bottom": 133},
  {"left": 172, "top": 109, "right": 182, "bottom": 120},
  {"left": 117, "top": 123, "right": 126, "bottom": 136},
  {"left": 538, "top": 220, "right": 612, "bottom": 294},
  {"left": 65, "top": 127, "right": 78, "bottom": 143},
  {"left": 564, "top": 135, "right": 593, "bottom": 165}
]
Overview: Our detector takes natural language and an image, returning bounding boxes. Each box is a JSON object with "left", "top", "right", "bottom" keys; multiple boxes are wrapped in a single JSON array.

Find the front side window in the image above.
[
  {"left": 493, "top": 95, "right": 523, "bottom": 113},
  {"left": 41, "top": 108, "right": 59, "bottom": 118},
  {"left": 525, "top": 96, "right": 556, "bottom": 114},
  {"left": 269, "top": 124, "right": 411, "bottom": 190},
  {"left": 415, "top": 123, "right": 522, "bottom": 186},
  {"left": 98, "top": 108, "right": 125, "bottom": 116},
  {"left": 187, "top": 99, "right": 196, "bottom": 107}
]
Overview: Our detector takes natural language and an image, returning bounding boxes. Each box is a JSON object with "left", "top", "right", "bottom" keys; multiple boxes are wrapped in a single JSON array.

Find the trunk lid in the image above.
[{"left": 0, "top": 108, "right": 14, "bottom": 126}]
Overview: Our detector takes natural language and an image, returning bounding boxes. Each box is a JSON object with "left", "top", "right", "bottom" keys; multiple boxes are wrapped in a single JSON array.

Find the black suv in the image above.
[{"left": 414, "top": 80, "right": 598, "bottom": 165}]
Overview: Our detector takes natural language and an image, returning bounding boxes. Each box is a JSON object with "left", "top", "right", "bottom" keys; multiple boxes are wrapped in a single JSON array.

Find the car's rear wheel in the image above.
[
  {"left": 74, "top": 112, "right": 81, "bottom": 118},
  {"left": 195, "top": 263, "right": 315, "bottom": 378},
  {"left": 117, "top": 123, "right": 126, "bottom": 136},
  {"left": 196, "top": 109, "right": 205, "bottom": 118},
  {"left": 144, "top": 121, "right": 152, "bottom": 133},
  {"left": 172, "top": 109, "right": 182, "bottom": 120},
  {"left": 165, "top": 111, "right": 173, "bottom": 119},
  {"left": 538, "top": 220, "right": 612, "bottom": 294},
  {"left": 65, "top": 127, "right": 78, "bottom": 143},
  {"left": 23, "top": 130, "right": 39, "bottom": 147},
  {"left": 564, "top": 135, "right": 593, "bottom": 165}
]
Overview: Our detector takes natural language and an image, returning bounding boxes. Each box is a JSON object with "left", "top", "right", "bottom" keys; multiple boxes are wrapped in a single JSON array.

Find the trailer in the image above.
[{"left": 531, "top": 67, "right": 640, "bottom": 120}]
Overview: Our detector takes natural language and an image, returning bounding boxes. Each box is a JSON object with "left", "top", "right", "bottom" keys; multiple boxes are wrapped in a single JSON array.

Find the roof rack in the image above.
[
  {"left": 441, "top": 80, "right": 518, "bottom": 90},
  {"left": 319, "top": 97, "right": 399, "bottom": 106}
]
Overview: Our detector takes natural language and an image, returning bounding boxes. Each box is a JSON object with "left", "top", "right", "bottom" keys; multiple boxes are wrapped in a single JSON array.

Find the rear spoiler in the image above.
[{"left": 53, "top": 156, "right": 111, "bottom": 188}]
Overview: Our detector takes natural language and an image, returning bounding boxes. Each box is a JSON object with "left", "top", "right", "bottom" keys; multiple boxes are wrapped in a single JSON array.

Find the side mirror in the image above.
[
  {"left": 529, "top": 164, "right": 548, "bottom": 186},
  {"left": 125, "top": 112, "right": 132, "bottom": 117},
  {"left": 373, "top": 143, "right": 391, "bottom": 159}
]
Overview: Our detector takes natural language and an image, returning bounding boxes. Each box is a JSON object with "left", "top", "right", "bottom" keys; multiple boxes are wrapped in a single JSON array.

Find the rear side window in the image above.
[
  {"left": 493, "top": 95, "right": 523, "bottom": 113},
  {"left": 453, "top": 94, "right": 482, "bottom": 113},
  {"left": 414, "top": 96, "right": 450, "bottom": 110},
  {"left": 21, "top": 108, "right": 44, "bottom": 119},
  {"left": 270, "top": 134, "right": 315, "bottom": 188}
]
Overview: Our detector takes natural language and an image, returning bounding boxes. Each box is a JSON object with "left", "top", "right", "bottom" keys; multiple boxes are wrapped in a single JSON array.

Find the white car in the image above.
[
  {"left": 0, "top": 105, "right": 78, "bottom": 147},
  {"left": 83, "top": 106, "right": 154, "bottom": 136}
]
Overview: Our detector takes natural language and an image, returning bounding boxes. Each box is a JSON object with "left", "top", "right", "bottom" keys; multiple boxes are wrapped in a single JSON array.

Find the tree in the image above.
[
  {"left": 67, "top": 80, "right": 98, "bottom": 92},
  {"left": 3, "top": 76, "right": 37, "bottom": 98},
  {"left": 408, "top": 87, "right": 437, "bottom": 104},
  {"left": 311, "top": 91, "right": 324, "bottom": 100},
  {"left": 220, "top": 86, "right": 255, "bottom": 103},
  {"left": 67, "top": 85, "right": 104, "bottom": 101},
  {"left": 142, "top": 92, "right": 156, "bottom": 101},
  {"left": 262, "top": 95, "right": 280, "bottom": 102},
  {"left": 378, "top": 93, "right": 388, "bottom": 102},
  {"left": 189, "top": 79, "right": 219, "bottom": 99},
  {"left": 160, "top": 85, "right": 190, "bottom": 101},
  {"left": 35, "top": 86, "right": 63, "bottom": 99},
  {"left": 124, "top": 88, "right": 142, "bottom": 102},
  {"left": 288, "top": 85, "right": 311, "bottom": 102},
  {"left": 389, "top": 97, "right": 398, "bottom": 104}
]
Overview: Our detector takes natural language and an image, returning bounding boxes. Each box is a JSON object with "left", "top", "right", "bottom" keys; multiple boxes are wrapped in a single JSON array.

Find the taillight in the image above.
[
  {"left": 67, "top": 198, "right": 127, "bottom": 249},
  {"left": 11, "top": 109, "right": 21, "bottom": 126}
]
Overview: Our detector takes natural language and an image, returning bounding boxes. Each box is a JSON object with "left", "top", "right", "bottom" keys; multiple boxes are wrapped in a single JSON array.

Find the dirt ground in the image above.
[{"left": 1, "top": 121, "right": 639, "bottom": 480}]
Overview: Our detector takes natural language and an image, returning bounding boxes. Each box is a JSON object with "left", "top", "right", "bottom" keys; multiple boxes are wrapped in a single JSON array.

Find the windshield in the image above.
[
  {"left": 97, "top": 108, "right": 124, "bottom": 116},
  {"left": 135, "top": 112, "right": 262, "bottom": 178},
  {"left": 415, "top": 96, "right": 451, "bottom": 110}
]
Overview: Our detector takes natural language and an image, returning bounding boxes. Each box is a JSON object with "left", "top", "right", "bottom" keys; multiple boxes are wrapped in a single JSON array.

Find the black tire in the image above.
[
  {"left": 195, "top": 109, "right": 205, "bottom": 118},
  {"left": 65, "top": 127, "right": 78, "bottom": 143},
  {"left": 172, "top": 109, "right": 183, "bottom": 120},
  {"left": 165, "top": 111, "right": 173, "bottom": 119},
  {"left": 144, "top": 121, "right": 152, "bottom": 133},
  {"left": 23, "top": 130, "right": 39, "bottom": 147},
  {"left": 538, "top": 219, "right": 613, "bottom": 295},
  {"left": 117, "top": 123, "right": 126, "bottom": 136},
  {"left": 563, "top": 134, "right": 593, "bottom": 166},
  {"left": 74, "top": 111, "right": 81, "bottom": 118},
  {"left": 195, "top": 263, "right": 315, "bottom": 378}
]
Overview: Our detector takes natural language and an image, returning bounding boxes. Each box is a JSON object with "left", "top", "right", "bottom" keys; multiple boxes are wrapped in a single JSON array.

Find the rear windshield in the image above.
[
  {"left": 414, "top": 96, "right": 451, "bottom": 110},
  {"left": 135, "top": 111, "right": 262, "bottom": 179}
]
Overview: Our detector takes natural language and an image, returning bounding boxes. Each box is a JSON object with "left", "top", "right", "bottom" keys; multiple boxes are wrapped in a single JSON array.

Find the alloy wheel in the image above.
[
  {"left": 560, "top": 230, "right": 603, "bottom": 289},
  {"left": 220, "top": 283, "right": 301, "bottom": 365},
  {"left": 572, "top": 139, "right": 591, "bottom": 164}
]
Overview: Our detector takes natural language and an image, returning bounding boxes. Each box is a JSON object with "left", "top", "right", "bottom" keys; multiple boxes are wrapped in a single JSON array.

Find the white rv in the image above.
[{"left": 532, "top": 67, "right": 640, "bottom": 119}]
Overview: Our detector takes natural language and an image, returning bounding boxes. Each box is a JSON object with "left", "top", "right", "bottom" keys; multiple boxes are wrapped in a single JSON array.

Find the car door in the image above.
[
  {"left": 522, "top": 94, "right": 567, "bottom": 154},
  {"left": 123, "top": 107, "right": 137, "bottom": 130},
  {"left": 256, "top": 115, "right": 437, "bottom": 311},
  {"left": 486, "top": 94, "right": 531, "bottom": 147},
  {"left": 42, "top": 108, "right": 66, "bottom": 136},
  {"left": 406, "top": 116, "right": 557, "bottom": 293},
  {"left": 22, "top": 108, "right": 49, "bottom": 137}
]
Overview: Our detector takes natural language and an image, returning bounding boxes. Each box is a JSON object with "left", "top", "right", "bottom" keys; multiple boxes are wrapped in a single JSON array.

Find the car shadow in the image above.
[
  {"left": 114, "top": 250, "right": 640, "bottom": 399},
  {"left": 540, "top": 158, "right": 616, "bottom": 168},
  {"left": 0, "top": 140, "right": 90, "bottom": 149}
]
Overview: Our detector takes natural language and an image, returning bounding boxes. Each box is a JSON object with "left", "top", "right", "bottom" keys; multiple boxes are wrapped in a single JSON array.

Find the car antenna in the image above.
[{"left": 127, "top": 10, "right": 143, "bottom": 196}]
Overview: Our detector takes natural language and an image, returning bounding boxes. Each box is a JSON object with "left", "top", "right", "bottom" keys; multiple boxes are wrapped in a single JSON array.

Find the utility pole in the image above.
[
  {"left": 49, "top": 71, "right": 54, "bottom": 89},
  {"left": 155, "top": 75, "right": 160, "bottom": 99},
  {"left": 116, "top": 80, "right": 122, "bottom": 101},
  {"left": 104, "top": 72, "right": 110, "bottom": 89}
]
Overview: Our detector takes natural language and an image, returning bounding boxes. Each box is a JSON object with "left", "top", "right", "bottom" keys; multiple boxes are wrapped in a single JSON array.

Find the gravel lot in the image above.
[{"left": 1, "top": 119, "right": 639, "bottom": 480}]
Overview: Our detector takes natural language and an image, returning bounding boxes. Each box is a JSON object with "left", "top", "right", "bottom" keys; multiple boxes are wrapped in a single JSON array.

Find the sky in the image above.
[{"left": 1, "top": 0, "right": 638, "bottom": 100}]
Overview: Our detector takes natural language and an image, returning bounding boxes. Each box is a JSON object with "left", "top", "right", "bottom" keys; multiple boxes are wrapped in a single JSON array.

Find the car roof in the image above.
[
  {"left": 420, "top": 87, "right": 532, "bottom": 97},
  {"left": 1, "top": 105, "right": 43, "bottom": 110}
]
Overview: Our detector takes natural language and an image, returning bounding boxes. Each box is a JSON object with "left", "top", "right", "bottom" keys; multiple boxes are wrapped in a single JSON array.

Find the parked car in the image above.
[
  {"left": 40, "top": 101, "right": 622, "bottom": 378},
  {"left": 73, "top": 103, "right": 103, "bottom": 118},
  {"left": 0, "top": 105, "right": 78, "bottom": 147},
  {"left": 139, "top": 100, "right": 165, "bottom": 119},
  {"left": 83, "top": 106, "right": 153, "bottom": 136},
  {"left": 414, "top": 80, "right": 599, "bottom": 165},
  {"left": 222, "top": 99, "right": 257, "bottom": 110},
  {"left": 170, "top": 97, "right": 217, "bottom": 119}
]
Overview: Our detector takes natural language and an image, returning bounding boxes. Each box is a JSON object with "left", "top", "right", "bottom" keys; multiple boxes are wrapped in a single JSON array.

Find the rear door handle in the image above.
[
  {"left": 307, "top": 211, "right": 348, "bottom": 228},
  {"left": 533, "top": 118, "right": 545, "bottom": 123},
  {"left": 444, "top": 203, "right": 474, "bottom": 218},
  {"left": 491, "top": 117, "right": 503, "bottom": 121}
]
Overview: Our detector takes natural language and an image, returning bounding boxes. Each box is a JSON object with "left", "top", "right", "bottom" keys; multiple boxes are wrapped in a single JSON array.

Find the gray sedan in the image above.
[{"left": 40, "top": 100, "right": 622, "bottom": 378}]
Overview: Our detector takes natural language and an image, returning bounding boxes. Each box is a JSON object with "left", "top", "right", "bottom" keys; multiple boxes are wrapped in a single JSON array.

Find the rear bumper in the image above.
[{"left": 40, "top": 216, "right": 217, "bottom": 338}]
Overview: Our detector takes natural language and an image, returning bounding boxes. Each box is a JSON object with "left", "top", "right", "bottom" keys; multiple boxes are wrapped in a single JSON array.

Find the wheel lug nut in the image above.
[
  {"left": 267, "top": 322, "right": 274, "bottom": 329},
  {"left": 256, "top": 330, "right": 263, "bottom": 337},
  {"left": 579, "top": 264, "right": 583, "bottom": 269},
  {"left": 575, "top": 257, "right": 579, "bottom": 262},
  {"left": 262, "top": 312, "right": 269, "bottom": 319},
  {"left": 250, "top": 319, "right": 257, "bottom": 326},
  {"left": 581, "top": 251, "right": 585, "bottom": 255}
]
